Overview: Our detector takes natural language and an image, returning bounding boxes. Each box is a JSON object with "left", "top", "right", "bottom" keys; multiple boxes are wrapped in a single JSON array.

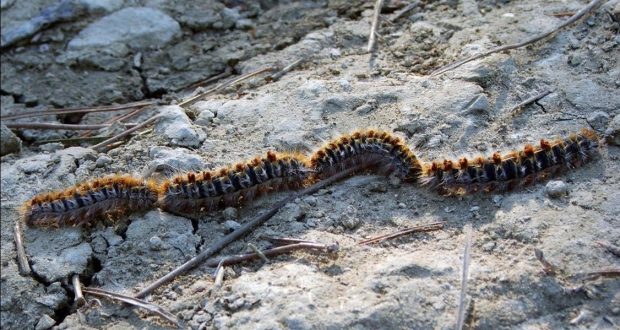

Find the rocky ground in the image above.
[{"left": 1, "top": 0, "right": 619, "bottom": 329}]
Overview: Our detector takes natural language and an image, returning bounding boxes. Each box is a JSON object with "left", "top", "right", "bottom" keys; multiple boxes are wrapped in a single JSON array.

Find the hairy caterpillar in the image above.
[
  {"left": 21, "top": 175, "right": 158, "bottom": 228},
  {"left": 419, "top": 129, "right": 600, "bottom": 194},
  {"left": 158, "top": 151, "right": 311, "bottom": 215},
  {"left": 310, "top": 130, "right": 422, "bottom": 180}
]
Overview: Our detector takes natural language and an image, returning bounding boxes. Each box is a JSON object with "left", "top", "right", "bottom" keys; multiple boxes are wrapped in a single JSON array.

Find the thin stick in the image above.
[
  {"left": 79, "top": 106, "right": 148, "bottom": 138},
  {"left": 82, "top": 287, "right": 179, "bottom": 327},
  {"left": 182, "top": 67, "right": 233, "bottom": 91},
  {"left": 534, "top": 248, "right": 556, "bottom": 275},
  {"left": 430, "top": 0, "right": 605, "bottom": 76},
  {"left": 389, "top": 1, "right": 420, "bottom": 23},
  {"left": 4, "top": 123, "right": 121, "bottom": 130},
  {"left": 178, "top": 67, "right": 275, "bottom": 107},
  {"left": 261, "top": 236, "right": 316, "bottom": 246},
  {"left": 247, "top": 243, "right": 269, "bottom": 263},
  {"left": 269, "top": 58, "right": 306, "bottom": 81},
  {"left": 0, "top": 101, "right": 155, "bottom": 120},
  {"left": 72, "top": 274, "right": 85, "bottom": 307},
  {"left": 213, "top": 260, "right": 226, "bottom": 290},
  {"left": 91, "top": 115, "right": 162, "bottom": 151},
  {"left": 357, "top": 222, "right": 444, "bottom": 245},
  {"left": 455, "top": 225, "right": 473, "bottom": 330},
  {"left": 13, "top": 221, "right": 31, "bottom": 276},
  {"left": 204, "top": 242, "right": 339, "bottom": 268},
  {"left": 368, "top": 0, "right": 384, "bottom": 52},
  {"left": 507, "top": 90, "right": 552, "bottom": 114},
  {"left": 134, "top": 164, "right": 365, "bottom": 298}
]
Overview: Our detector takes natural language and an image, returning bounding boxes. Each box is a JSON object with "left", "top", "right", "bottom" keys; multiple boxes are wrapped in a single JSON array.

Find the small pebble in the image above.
[
  {"left": 340, "top": 205, "right": 360, "bottom": 230},
  {"left": 96, "top": 155, "right": 112, "bottom": 167},
  {"left": 38, "top": 142, "right": 63, "bottom": 153},
  {"left": 482, "top": 241, "right": 496, "bottom": 252},
  {"left": 367, "top": 182, "right": 388, "bottom": 193},
  {"left": 545, "top": 180, "right": 568, "bottom": 198},
  {"left": 35, "top": 315, "right": 55, "bottom": 330},
  {"left": 388, "top": 175, "right": 401, "bottom": 188},
  {"left": 222, "top": 207, "right": 238, "bottom": 220},
  {"left": 224, "top": 220, "right": 241, "bottom": 232},
  {"left": 149, "top": 236, "right": 165, "bottom": 251}
]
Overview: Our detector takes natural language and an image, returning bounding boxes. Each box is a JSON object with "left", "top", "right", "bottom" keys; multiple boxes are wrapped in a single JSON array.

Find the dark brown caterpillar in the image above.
[
  {"left": 310, "top": 130, "right": 422, "bottom": 180},
  {"left": 21, "top": 175, "right": 158, "bottom": 228},
  {"left": 158, "top": 151, "right": 311, "bottom": 214},
  {"left": 420, "top": 129, "right": 600, "bottom": 194}
]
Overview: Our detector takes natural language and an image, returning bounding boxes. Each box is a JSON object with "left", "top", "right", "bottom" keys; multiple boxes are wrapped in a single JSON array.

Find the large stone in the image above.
[
  {"left": 154, "top": 106, "right": 206, "bottom": 147},
  {"left": 68, "top": 7, "right": 181, "bottom": 50},
  {"left": 0, "top": 123, "right": 21, "bottom": 156}
]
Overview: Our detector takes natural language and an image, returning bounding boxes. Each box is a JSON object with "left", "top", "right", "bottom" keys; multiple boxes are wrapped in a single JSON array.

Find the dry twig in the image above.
[
  {"left": 134, "top": 164, "right": 366, "bottom": 298},
  {"left": 389, "top": 1, "right": 420, "bottom": 23},
  {"left": 431, "top": 0, "right": 605, "bottom": 76},
  {"left": 72, "top": 274, "right": 85, "bottom": 307},
  {"left": 507, "top": 90, "right": 552, "bottom": 114},
  {"left": 82, "top": 287, "right": 179, "bottom": 327},
  {"left": 268, "top": 58, "right": 306, "bottom": 81},
  {"left": 13, "top": 221, "right": 31, "bottom": 276},
  {"left": 91, "top": 115, "right": 162, "bottom": 151},
  {"left": 204, "top": 242, "right": 339, "bottom": 268},
  {"left": 79, "top": 106, "right": 148, "bottom": 138},
  {"left": 247, "top": 243, "right": 269, "bottom": 263},
  {"left": 357, "top": 222, "right": 444, "bottom": 245},
  {"left": 178, "top": 67, "right": 275, "bottom": 107},
  {"left": 534, "top": 248, "right": 557, "bottom": 275},
  {"left": 368, "top": 0, "right": 384, "bottom": 52},
  {"left": 4, "top": 122, "right": 126, "bottom": 130},
  {"left": 212, "top": 260, "right": 226, "bottom": 291},
  {"left": 0, "top": 100, "right": 155, "bottom": 120},
  {"left": 455, "top": 225, "right": 473, "bottom": 330}
]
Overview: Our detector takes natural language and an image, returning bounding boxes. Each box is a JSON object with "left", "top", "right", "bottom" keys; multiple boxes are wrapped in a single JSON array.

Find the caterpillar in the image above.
[
  {"left": 20, "top": 128, "right": 601, "bottom": 228},
  {"left": 310, "top": 130, "right": 422, "bottom": 180},
  {"left": 20, "top": 175, "right": 159, "bottom": 228},
  {"left": 419, "top": 129, "right": 600, "bottom": 194},
  {"left": 157, "top": 151, "right": 311, "bottom": 215}
]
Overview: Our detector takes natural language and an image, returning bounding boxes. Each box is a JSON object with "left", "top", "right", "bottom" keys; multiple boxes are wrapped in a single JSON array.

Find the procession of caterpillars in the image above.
[{"left": 20, "top": 128, "right": 601, "bottom": 229}]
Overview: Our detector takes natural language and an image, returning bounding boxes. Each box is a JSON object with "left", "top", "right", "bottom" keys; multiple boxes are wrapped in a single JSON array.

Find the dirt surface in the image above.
[{"left": 1, "top": 0, "right": 619, "bottom": 329}]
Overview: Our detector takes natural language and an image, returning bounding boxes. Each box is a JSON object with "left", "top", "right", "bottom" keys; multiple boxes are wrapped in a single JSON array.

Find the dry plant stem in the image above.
[
  {"left": 583, "top": 268, "right": 620, "bottom": 278},
  {"left": 82, "top": 287, "right": 180, "bottom": 327},
  {"left": 534, "top": 248, "right": 557, "bottom": 275},
  {"left": 213, "top": 260, "right": 226, "bottom": 290},
  {"left": 389, "top": 1, "right": 420, "bottom": 23},
  {"left": 269, "top": 58, "right": 305, "bottom": 81},
  {"left": 0, "top": 100, "right": 155, "bottom": 120},
  {"left": 262, "top": 236, "right": 316, "bottom": 246},
  {"left": 134, "top": 164, "right": 366, "bottom": 299},
  {"left": 368, "top": 0, "right": 384, "bottom": 52},
  {"left": 79, "top": 106, "right": 147, "bottom": 138},
  {"left": 181, "top": 67, "right": 233, "bottom": 91},
  {"left": 72, "top": 274, "right": 85, "bottom": 307},
  {"left": 430, "top": 0, "right": 605, "bottom": 76},
  {"left": 357, "top": 222, "right": 444, "bottom": 245},
  {"left": 13, "top": 221, "right": 31, "bottom": 276},
  {"left": 178, "top": 66, "right": 275, "bottom": 107},
  {"left": 248, "top": 243, "right": 269, "bottom": 263},
  {"left": 508, "top": 90, "right": 552, "bottom": 114},
  {"left": 455, "top": 225, "right": 473, "bottom": 330},
  {"left": 91, "top": 115, "right": 162, "bottom": 151},
  {"left": 4, "top": 122, "right": 119, "bottom": 130},
  {"left": 204, "top": 242, "right": 338, "bottom": 268}
]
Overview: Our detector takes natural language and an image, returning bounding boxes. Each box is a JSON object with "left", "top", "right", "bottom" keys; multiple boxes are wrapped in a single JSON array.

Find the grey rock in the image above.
[
  {"left": 39, "top": 143, "right": 64, "bottom": 153},
  {"left": 221, "top": 7, "right": 240, "bottom": 29},
  {"left": 35, "top": 314, "right": 56, "bottom": 330},
  {"left": 564, "top": 79, "right": 620, "bottom": 111},
  {"left": 0, "top": 123, "right": 21, "bottom": 156},
  {"left": 605, "top": 114, "right": 620, "bottom": 146},
  {"left": 149, "top": 236, "right": 166, "bottom": 251},
  {"left": 340, "top": 205, "right": 360, "bottom": 229},
  {"left": 154, "top": 106, "right": 206, "bottom": 147},
  {"left": 263, "top": 118, "right": 308, "bottom": 150},
  {"left": 235, "top": 18, "right": 255, "bottom": 30},
  {"left": 95, "top": 155, "right": 112, "bottom": 167},
  {"left": 30, "top": 242, "right": 93, "bottom": 283},
  {"left": 79, "top": 0, "right": 123, "bottom": 14},
  {"left": 280, "top": 203, "right": 304, "bottom": 222},
  {"left": 367, "top": 182, "right": 388, "bottom": 193},
  {"left": 224, "top": 220, "right": 241, "bottom": 232},
  {"left": 148, "top": 146, "right": 205, "bottom": 172},
  {"left": 586, "top": 111, "right": 610, "bottom": 132},
  {"left": 68, "top": 7, "right": 181, "bottom": 50},
  {"left": 461, "top": 94, "right": 490, "bottom": 116},
  {"left": 222, "top": 207, "right": 238, "bottom": 220},
  {"left": 545, "top": 181, "right": 568, "bottom": 198},
  {"left": 194, "top": 109, "right": 216, "bottom": 126},
  {"left": 427, "top": 134, "right": 443, "bottom": 148}
]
